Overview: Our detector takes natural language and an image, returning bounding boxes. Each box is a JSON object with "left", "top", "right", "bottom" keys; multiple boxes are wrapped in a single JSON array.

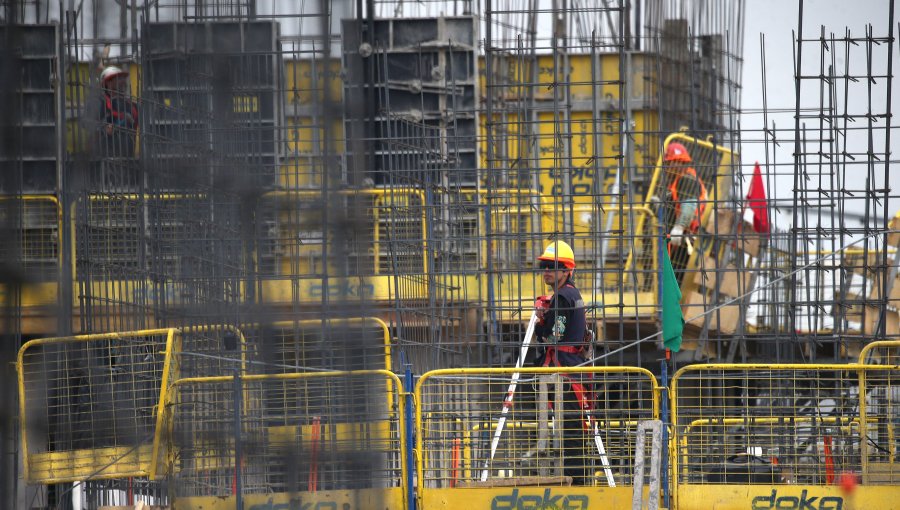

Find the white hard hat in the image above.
[{"left": 100, "top": 65, "right": 128, "bottom": 83}]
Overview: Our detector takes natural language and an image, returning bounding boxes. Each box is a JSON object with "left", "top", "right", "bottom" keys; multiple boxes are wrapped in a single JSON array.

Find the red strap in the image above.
[{"left": 105, "top": 94, "right": 137, "bottom": 126}]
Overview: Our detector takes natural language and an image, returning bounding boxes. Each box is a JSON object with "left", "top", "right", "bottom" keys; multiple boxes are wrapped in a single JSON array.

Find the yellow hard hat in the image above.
[{"left": 538, "top": 240, "right": 575, "bottom": 269}]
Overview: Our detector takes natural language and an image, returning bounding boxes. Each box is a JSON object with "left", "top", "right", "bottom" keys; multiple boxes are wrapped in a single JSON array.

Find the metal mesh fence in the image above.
[
  {"left": 416, "top": 367, "right": 658, "bottom": 489},
  {"left": 671, "top": 364, "right": 900, "bottom": 486},
  {"left": 1, "top": 0, "right": 899, "bottom": 508}
]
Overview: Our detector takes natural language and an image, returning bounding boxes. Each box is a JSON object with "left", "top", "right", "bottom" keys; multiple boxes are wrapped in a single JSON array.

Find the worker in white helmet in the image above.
[{"left": 97, "top": 65, "right": 138, "bottom": 159}]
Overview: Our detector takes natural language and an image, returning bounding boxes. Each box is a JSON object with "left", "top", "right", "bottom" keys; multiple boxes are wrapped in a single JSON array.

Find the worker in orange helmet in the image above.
[
  {"left": 533, "top": 240, "right": 591, "bottom": 485},
  {"left": 661, "top": 141, "right": 708, "bottom": 280}
]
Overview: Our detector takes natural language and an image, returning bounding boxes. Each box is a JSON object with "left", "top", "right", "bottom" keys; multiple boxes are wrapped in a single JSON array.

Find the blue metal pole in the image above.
[
  {"left": 404, "top": 360, "right": 417, "bottom": 510},
  {"left": 661, "top": 360, "right": 670, "bottom": 509},
  {"left": 234, "top": 369, "right": 243, "bottom": 510}
]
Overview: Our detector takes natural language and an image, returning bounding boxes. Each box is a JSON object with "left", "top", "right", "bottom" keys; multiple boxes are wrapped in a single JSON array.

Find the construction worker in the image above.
[
  {"left": 97, "top": 65, "right": 139, "bottom": 159},
  {"left": 533, "top": 240, "right": 591, "bottom": 485},
  {"left": 661, "top": 141, "right": 708, "bottom": 280}
]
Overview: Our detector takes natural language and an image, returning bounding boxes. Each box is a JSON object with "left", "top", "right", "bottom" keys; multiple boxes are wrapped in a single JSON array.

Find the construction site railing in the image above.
[
  {"left": 858, "top": 339, "right": 900, "bottom": 365},
  {"left": 415, "top": 366, "right": 660, "bottom": 508},
  {"left": 671, "top": 363, "right": 900, "bottom": 510},
  {"left": 18, "top": 328, "right": 177, "bottom": 483},
  {"left": 1, "top": 195, "right": 62, "bottom": 313},
  {"left": 159, "top": 370, "right": 407, "bottom": 510},
  {"left": 261, "top": 317, "right": 394, "bottom": 372}
]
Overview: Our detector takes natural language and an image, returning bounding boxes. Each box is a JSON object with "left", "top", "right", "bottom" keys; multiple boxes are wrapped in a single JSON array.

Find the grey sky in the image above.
[{"left": 741, "top": 0, "right": 899, "bottom": 231}]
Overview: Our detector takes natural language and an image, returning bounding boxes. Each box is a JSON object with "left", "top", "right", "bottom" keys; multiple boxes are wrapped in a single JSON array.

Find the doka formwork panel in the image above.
[
  {"left": 0, "top": 24, "right": 58, "bottom": 57},
  {"left": 0, "top": 25, "right": 60, "bottom": 193},
  {"left": 384, "top": 51, "right": 476, "bottom": 83},
  {"left": 143, "top": 20, "right": 280, "bottom": 55},
  {"left": 367, "top": 17, "right": 477, "bottom": 49},
  {"left": 145, "top": 53, "right": 281, "bottom": 91}
]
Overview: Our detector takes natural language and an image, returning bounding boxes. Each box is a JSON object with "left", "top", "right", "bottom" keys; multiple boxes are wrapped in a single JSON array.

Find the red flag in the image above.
[{"left": 747, "top": 163, "right": 770, "bottom": 234}]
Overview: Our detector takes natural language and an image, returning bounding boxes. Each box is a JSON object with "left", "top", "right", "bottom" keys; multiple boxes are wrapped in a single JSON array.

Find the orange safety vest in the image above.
[{"left": 668, "top": 166, "right": 708, "bottom": 232}]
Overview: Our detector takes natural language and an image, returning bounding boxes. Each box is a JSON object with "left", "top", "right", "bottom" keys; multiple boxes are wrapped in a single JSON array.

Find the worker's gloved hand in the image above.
[
  {"left": 534, "top": 295, "right": 551, "bottom": 325},
  {"left": 669, "top": 224, "right": 685, "bottom": 247}
]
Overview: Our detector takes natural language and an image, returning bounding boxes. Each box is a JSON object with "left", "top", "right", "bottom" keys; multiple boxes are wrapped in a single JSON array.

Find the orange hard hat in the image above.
[{"left": 665, "top": 142, "right": 692, "bottom": 163}]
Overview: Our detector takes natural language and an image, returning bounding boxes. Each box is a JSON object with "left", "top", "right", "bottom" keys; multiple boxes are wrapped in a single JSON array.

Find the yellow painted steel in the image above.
[
  {"left": 260, "top": 188, "right": 428, "bottom": 279},
  {"left": 284, "top": 58, "right": 343, "bottom": 106},
  {"left": 671, "top": 363, "right": 900, "bottom": 510},
  {"left": 415, "top": 366, "right": 659, "bottom": 508},
  {"left": 421, "top": 486, "right": 648, "bottom": 510},
  {"left": 0, "top": 195, "right": 62, "bottom": 309},
  {"left": 676, "top": 485, "right": 900, "bottom": 510},
  {"left": 17, "top": 325, "right": 251, "bottom": 483},
  {"left": 161, "top": 370, "right": 406, "bottom": 509},
  {"left": 858, "top": 339, "right": 900, "bottom": 364},
  {"left": 18, "top": 328, "right": 175, "bottom": 483},
  {"left": 512, "top": 110, "right": 660, "bottom": 206}
]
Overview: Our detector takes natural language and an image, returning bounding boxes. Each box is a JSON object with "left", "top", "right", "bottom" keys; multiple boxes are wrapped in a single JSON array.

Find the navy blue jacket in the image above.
[{"left": 535, "top": 280, "right": 586, "bottom": 367}]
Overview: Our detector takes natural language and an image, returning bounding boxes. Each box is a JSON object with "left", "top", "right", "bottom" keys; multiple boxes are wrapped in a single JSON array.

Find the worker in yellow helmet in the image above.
[{"left": 533, "top": 240, "right": 590, "bottom": 485}]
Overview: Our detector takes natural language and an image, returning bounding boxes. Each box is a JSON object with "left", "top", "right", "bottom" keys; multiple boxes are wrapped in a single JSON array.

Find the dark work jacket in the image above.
[{"left": 534, "top": 280, "right": 586, "bottom": 367}]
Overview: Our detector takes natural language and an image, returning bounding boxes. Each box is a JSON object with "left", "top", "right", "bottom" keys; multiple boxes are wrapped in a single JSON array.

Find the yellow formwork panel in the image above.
[
  {"left": 284, "top": 58, "right": 343, "bottom": 105},
  {"left": 423, "top": 486, "right": 647, "bottom": 509},
  {"left": 477, "top": 53, "right": 655, "bottom": 103},
  {"left": 285, "top": 116, "right": 345, "bottom": 155},
  {"left": 0, "top": 281, "right": 58, "bottom": 308},
  {"left": 23, "top": 445, "right": 156, "bottom": 485},
  {"left": 259, "top": 188, "right": 427, "bottom": 281},
  {"left": 279, "top": 156, "right": 322, "bottom": 189},
  {"left": 676, "top": 485, "right": 900, "bottom": 510},
  {"left": 0, "top": 196, "right": 62, "bottom": 310},
  {"left": 478, "top": 110, "right": 659, "bottom": 205},
  {"left": 534, "top": 110, "right": 659, "bottom": 204},
  {"left": 416, "top": 366, "right": 659, "bottom": 505},
  {"left": 259, "top": 276, "right": 405, "bottom": 304},
  {"left": 671, "top": 364, "right": 900, "bottom": 510}
]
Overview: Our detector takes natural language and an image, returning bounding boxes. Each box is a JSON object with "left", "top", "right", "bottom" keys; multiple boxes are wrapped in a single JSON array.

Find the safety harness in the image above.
[
  {"left": 539, "top": 282, "right": 593, "bottom": 422},
  {"left": 668, "top": 166, "right": 708, "bottom": 232},
  {"left": 104, "top": 94, "right": 138, "bottom": 130}
]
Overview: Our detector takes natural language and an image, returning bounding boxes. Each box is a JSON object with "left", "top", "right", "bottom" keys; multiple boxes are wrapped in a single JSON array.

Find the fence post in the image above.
[
  {"left": 661, "top": 361, "right": 670, "bottom": 508},
  {"left": 233, "top": 368, "right": 243, "bottom": 510},
  {"left": 404, "top": 361, "right": 417, "bottom": 510},
  {"left": 632, "top": 420, "right": 663, "bottom": 510}
]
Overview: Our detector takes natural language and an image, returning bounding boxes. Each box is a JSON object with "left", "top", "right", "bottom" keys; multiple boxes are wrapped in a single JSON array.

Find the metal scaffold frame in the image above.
[{"left": 1, "top": 0, "right": 899, "bottom": 508}]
